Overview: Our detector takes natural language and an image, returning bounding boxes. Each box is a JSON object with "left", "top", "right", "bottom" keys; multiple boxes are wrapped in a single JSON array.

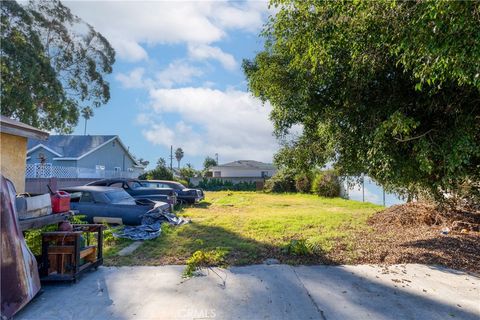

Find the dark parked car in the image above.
[
  {"left": 61, "top": 186, "right": 170, "bottom": 225},
  {"left": 139, "top": 180, "right": 204, "bottom": 204},
  {"left": 86, "top": 178, "right": 177, "bottom": 211}
]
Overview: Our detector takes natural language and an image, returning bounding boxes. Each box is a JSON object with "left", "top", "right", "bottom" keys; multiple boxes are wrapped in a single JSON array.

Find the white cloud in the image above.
[
  {"left": 66, "top": 1, "right": 270, "bottom": 62},
  {"left": 116, "top": 61, "right": 203, "bottom": 89},
  {"left": 141, "top": 87, "right": 277, "bottom": 162},
  {"left": 188, "top": 44, "right": 237, "bottom": 70},
  {"left": 115, "top": 68, "right": 147, "bottom": 89},
  {"left": 156, "top": 61, "right": 203, "bottom": 88}
]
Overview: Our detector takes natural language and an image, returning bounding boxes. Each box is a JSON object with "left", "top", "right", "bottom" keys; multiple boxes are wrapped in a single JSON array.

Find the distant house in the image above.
[
  {"left": 0, "top": 116, "right": 48, "bottom": 192},
  {"left": 208, "top": 160, "right": 277, "bottom": 178},
  {"left": 26, "top": 135, "right": 145, "bottom": 178}
]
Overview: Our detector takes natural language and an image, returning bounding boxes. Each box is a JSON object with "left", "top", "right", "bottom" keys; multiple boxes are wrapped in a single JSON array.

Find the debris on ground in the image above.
[
  {"left": 350, "top": 202, "right": 480, "bottom": 273},
  {"left": 114, "top": 209, "right": 189, "bottom": 241}
]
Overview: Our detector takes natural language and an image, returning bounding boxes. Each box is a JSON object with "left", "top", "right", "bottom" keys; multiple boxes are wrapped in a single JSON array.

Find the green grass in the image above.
[{"left": 105, "top": 191, "right": 383, "bottom": 266}]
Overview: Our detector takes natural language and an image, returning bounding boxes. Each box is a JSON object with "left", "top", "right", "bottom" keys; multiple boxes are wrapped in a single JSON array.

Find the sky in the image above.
[{"left": 64, "top": 0, "right": 277, "bottom": 170}]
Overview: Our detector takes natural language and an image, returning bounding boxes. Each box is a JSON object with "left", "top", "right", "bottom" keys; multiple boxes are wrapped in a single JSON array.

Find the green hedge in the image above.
[{"left": 197, "top": 179, "right": 256, "bottom": 191}]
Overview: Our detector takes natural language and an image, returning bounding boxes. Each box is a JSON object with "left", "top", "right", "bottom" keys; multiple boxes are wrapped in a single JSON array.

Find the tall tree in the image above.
[
  {"left": 203, "top": 156, "right": 217, "bottom": 171},
  {"left": 0, "top": 0, "right": 115, "bottom": 132},
  {"left": 175, "top": 148, "right": 184, "bottom": 169},
  {"left": 244, "top": 1, "right": 480, "bottom": 204},
  {"left": 202, "top": 156, "right": 218, "bottom": 177},
  {"left": 81, "top": 107, "right": 93, "bottom": 135},
  {"left": 156, "top": 157, "right": 167, "bottom": 169},
  {"left": 138, "top": 157, "right": 173, "bottom": 180},
  {"left": 179, "top": 163, "right": 197, "bottom": 181}
]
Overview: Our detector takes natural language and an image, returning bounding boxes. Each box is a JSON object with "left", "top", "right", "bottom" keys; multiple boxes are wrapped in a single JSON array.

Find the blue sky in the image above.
[{"left": 65, "top": 1, "right": 277, "bottom": 170}]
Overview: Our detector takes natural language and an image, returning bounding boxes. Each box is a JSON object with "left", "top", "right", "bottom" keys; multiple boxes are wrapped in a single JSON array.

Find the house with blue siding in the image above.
[{"left": 26, "top": 135, "right": 145, "bottom": 178}]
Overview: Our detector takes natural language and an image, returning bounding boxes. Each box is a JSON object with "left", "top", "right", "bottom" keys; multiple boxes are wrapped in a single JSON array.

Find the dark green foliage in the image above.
[
  {"left": 244, "top": 0, "right": 480, "bottom": 204},
  {"left": 179, "top": 163, "right": 197, "bottom": 183},
  {"left": 175, "top": 148, "right": 184, "bottom": 169},
  {"left": 295, "top": 173, "right": 312, "bottom": 193},
  {"left": 1, "top": 0, "right": 115, "bottom": 132},
  {"left": 264, "top": 170, "right": 296, "bottom": 193},
  {"left": 202, "top": 156, "right": 217, "bottom": 177},
  {"left": 312, "top": 170, "right": 341, "bottom": 198},
  {"left": 138, "top": 167, "right": 173, "bottom": 181},
  {"left": 197, "top": 179, "right": 256, "bottom": 191},
  {"left": 175, "top": 178, "right": 189, "bottom": 187},
  {"left": 139, "top": 157, "right": 174, "bottom": 180}
]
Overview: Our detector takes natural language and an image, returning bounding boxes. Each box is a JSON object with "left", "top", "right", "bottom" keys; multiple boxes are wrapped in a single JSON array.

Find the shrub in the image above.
[
  {"left": 138, "top": 166, "right": 173, "bottom": 180},
  {"left": 197, "top": 179, "right": 256, "bottom": 191},
  {"left": 175, "top": 178, "right": 189, "bottom": 187},
  {"left": 295, "top": 173, "right": 312, "bottom": 193},
  {"left": 264, "top": 170, "right": 296, "bottom": 193},
  {"left": 311, "top": 170, "right": 341, "bottom": 197},
  {"left": 285, "top": 239, "right": 312, "bottom": 256},
  {"left": 183, "top": 248, "right": 229, "bottom": 277}
]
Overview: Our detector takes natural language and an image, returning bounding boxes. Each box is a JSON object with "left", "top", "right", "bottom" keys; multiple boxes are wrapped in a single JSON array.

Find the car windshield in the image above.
[
  {"left": 166, "top": 182, "right": 185, "bottom": 190},
  {"left": 127, "top": 181, "right": 144, "bottom": 190},
  {"left": 105, "top": 190, "right": 133, "bottom": 203}
]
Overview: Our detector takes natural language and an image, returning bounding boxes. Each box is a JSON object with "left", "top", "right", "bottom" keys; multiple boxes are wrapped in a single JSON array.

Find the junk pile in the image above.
[{"left": 114, "top": 206, "right": 189, "bottom": 241}]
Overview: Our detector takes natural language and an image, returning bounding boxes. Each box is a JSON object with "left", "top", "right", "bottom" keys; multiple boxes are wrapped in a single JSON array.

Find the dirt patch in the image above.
[{"left": 348, "top": 202, "right": 480, "bottom": 273}]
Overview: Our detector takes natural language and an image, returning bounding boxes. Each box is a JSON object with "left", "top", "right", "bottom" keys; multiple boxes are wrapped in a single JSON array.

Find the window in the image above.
[
  {"left": 80, "top": 192, "right": 94, "bottom": 203},
  {"left": 110, "top": 182, "right": 123, "bottom": 188},
  {"left": 105, "top": 190, "right": 133, "bottom": 204},
  {"left": 114, "top": 167, "right": 121, "bottom": 172},
  {"left": 127, "top": 181, "right": 143, "bottom": 189},
  {"left": 213, "top": 171, "right": 221, "bottom": 177},
  {"left": 69, "top": 192, "right": 82, "bottom": 203}
]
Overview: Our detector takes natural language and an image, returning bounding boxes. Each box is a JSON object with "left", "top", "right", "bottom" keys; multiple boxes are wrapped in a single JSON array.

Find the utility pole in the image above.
[
  {"left": 362, "top": 174, "right": 365, "bottom": 202},
  {"left": 169, "top": 145, "right": 173, "bottom": 172},
  {"left": 215, "top": 153, "right": 218, "bottom": 164}
]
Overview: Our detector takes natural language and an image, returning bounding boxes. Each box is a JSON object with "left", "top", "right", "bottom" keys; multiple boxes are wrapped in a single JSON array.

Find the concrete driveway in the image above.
[{"left": 16, "top": 264, "right": 479, "bottom": 320}]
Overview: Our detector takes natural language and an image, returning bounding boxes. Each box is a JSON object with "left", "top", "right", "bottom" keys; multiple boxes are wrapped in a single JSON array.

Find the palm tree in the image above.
[
  {"left": 81, "top": 107, "right": 94, "bottom": 135},
  {"left": 175, "top": 148, "right": 184, "bottom": 169}
]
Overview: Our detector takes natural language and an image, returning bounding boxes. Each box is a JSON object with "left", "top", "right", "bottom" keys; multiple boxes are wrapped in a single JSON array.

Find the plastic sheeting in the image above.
[{"left": 113, "top": 207, "right": 189, "bottom": 241}]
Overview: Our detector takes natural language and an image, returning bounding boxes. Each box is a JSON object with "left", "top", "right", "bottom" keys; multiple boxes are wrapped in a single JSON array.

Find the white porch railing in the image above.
[{"left": 26, "top": 164, "right": 140, "bottom": 179}]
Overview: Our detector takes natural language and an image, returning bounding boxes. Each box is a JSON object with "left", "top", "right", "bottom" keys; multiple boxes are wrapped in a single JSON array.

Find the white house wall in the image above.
[{"left": 214, "top": 168, "right": 276, "bottom": 178}]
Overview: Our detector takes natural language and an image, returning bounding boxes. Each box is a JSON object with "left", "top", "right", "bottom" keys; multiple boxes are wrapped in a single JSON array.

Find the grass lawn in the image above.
[{"left": 105, "top": 191, "right": 383, "bottom": 266}]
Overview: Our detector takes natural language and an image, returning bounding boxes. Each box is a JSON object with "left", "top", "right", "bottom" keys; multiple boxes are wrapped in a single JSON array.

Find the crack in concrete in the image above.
[{"left": 291, "top": 266, "right": 327, "bottom": 320}]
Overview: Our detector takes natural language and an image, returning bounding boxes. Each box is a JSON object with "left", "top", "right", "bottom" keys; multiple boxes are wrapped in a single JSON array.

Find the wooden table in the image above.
[
  {"left": 39, "top": 224, "right": 104, "bottom": 282},
  {"left": 19, "top": 211, "right": 74, "bottom": 231}
]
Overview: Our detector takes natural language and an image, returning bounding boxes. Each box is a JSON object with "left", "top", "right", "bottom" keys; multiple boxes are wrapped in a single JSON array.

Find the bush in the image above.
[
  {"left": 175, "top": 178, "right": 189, "bottom": 187},
  {"left": 311, "top": 170, "right": 341, "bottom": 197},
  {"left": 183, "top": 248, "right": 229, "bottom": 277},
  {"left": 197, "top": 179, "right": 256, "bottom": 191},
  {"left": 295, "top": 173, "right": 312, "bottom": 193},
  {"left": 138, "top": 166, "right": 173, "bottom": 180},
  {"left": 264, "top": 170, "right": 296, "bottom": 193}
]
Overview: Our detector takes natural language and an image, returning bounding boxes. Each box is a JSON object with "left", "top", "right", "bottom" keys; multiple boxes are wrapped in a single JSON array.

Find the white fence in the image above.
[
  {"left": 26, "top": 164, "right": 139, "bottom": 179},
  {"left": 340, "top": 175, "right": 405, "bottom": 207}
]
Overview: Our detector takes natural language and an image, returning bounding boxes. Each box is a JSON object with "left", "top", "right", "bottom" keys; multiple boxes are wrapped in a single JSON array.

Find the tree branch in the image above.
[{"left": 394, "top": 129, "right": 434, "bottom": 143}]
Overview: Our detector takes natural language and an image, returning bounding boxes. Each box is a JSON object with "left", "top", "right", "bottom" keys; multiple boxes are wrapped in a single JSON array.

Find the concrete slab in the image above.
[
  {"left": 15, "top": 264, "right": 480, "bottom": 320},
  {"left": 117, "top": 242, "right": 143, "bottom": 256}
]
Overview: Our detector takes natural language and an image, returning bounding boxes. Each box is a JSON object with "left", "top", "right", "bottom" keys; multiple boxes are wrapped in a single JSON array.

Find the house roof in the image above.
[
  {"left": 27, "top": 135, "right": 143, "bottom": 166},
  {"left": 210, "top": 160, "right": 276, "bottom": 171},
  {"left": 0, "top": 115, "right": 49, "bottom": 140}
]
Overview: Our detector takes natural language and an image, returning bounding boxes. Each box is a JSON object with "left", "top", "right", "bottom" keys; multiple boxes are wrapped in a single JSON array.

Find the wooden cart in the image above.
[{"left": 39, "top": 224, "right": 104, "bottom": 282}]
